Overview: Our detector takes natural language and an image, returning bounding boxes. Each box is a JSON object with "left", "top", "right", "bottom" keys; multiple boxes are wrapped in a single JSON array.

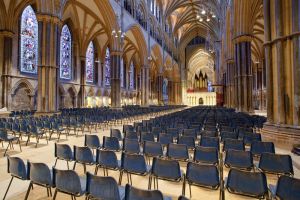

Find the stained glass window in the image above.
[
  {"left": 60, "top": 25, "right": 72, "bottom": 80},
  {"left": 20, "top": 5, "right": 38, "bottom": 74},
  {"left": 120, "top": 58, "right": 124, "bottom": 88},
  {"left": 86, "top": 41, "right": 94, "bottom": 83},
  {"left": 129, "top": 62, "right": 134, "bottom": 89},
  {"left": 105, "top": 48, "right": 111, "bottom": 86}
]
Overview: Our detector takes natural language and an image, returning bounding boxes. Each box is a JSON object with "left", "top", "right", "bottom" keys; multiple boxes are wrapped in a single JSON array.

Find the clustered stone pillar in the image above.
[
  {"left": 36, "top": 15, "right": 59, "bottom": 113},
  {"left": 263, "top": 0, "right": 300, "bottom": 126},
  {"left": 0, "top": 32, "right": 13, "bottom": 109},
  {"left": 141, "top": 65, "right": 150, "bottom": 106},
  {"left": 79, "top": 57, "right": 86, "bottom": 107},
  {"left": 225, "top": 60, "right": 235, "bottom": 108},
  {"left": 157, "top": 74, "right": 164, "bottom": 105},
  {"left": 234, "top": 38, "right": 253, "bottom": 113},
  {"left": 110, "top": 51, "right": 121, "bottom": 108}
]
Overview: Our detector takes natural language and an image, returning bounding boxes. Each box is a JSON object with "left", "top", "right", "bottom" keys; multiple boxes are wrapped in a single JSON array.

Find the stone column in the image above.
[
  {"left": 36, "top": 15, "right": 59, "bottom": 112},
  {"left": 157, "top": 74, "right": 164, "bottom": 105},
  {"left": 0, "top": 32, "right": 13, "bottom": 109},
  {"left": 141, "top": 65, "right": 150, "bottom": 106},
  {"left": 234, "top": 37, "right": 253, "bottom": 113},
  {"left": 79, "top": 57, "right": 86, "bottom": 107},
  {"left": 110, "top": 51, "right": 121, "bottom": 108}
]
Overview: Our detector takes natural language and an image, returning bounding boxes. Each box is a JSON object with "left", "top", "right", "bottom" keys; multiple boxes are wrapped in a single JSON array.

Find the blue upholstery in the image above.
[
  {"left": 125, "top": 131, "right": 139, "bottom": 140},
  {"left": 7, "top": 156, "right": 27, "bottom": 179},
  {"left": 152, "top": 157, "right": 182, "bottom": 180},
  {"left": 28, "top": 162, "right": 52, "bottom": 186},
  {"left": 194, "top": 146, "right": 218, "bottom": 165},
  {"left": 73, "top": 146, "right": 95, "bottom": 165},
  {"left": 224, "top": 150, "right": 253, "bottom": 170},
  {"left": 123, "top": 139, "right": 140, "bottom": 154},
  {"left": 167, "top": 143, "right": 189, "bottom": 161},
  {"left": 84, "top": 134, "right": 101, "bottom": 149},
  {"left": 125, "top": 184, "right": 164, "bottom": 200},
  {"left": 111, "top": 129, "right": 123, "bottom": 141},
  {"left": 86, "top": 172, "right": 124, "bottom": 200},
  {"left": 54, "top": 143, "right": 73, "bottom": 161},
  {"left": 274, "top": 175, "right": 300, "bottom": 200},
  {"left": 226, "top": 169, "right": 268, "bottom": 199},
  {"left": 103, "top": 136, "right": 121, "bottom": 151},
  {"left": 200, "top": 136, "right": 219, "bottom": 149},
  {"left": 140, "top": 132, "right": 155, "bottom": 143},
  {"left": 250, "top": 141, "right": 275, "bottom": 156},
  {"left": 223, "top": 139, "right": 244, "bottom": 151},
  {"left": 143, "top": 141, "right": 163, "bottom": 157},
  {"left": 178, "top": 136, "right": 195, "bottom": 149},
  {"left": 186, "top": 162, "right": 219, "bottom": 189},
  {"left": 121, "top": 153, "right": 150, "bottom": 175},
  {"left": 259, "top": 153, "right": 293, "bottom": 176},
  {"left": 159, "top": 133, "right": 173, "bottom": 146},
  {"left": 220, "top": 132, "right": 238, "bottom": 142}
]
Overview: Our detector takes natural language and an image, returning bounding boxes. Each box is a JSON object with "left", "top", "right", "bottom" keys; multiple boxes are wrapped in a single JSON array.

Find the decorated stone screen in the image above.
[{"left": 104, "top": 48, "right": 111, "bottom": 86}]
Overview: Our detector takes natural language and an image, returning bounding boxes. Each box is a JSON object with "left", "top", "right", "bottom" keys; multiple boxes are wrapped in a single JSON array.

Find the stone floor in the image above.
[{"left": 0, "top": 115, "right": 299, "bottom": 200}]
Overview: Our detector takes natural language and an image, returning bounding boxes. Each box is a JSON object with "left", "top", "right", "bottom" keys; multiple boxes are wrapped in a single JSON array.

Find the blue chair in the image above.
[
  {"left": 123, "top": 139, "right": 140, "bottom": 154},
  {"left": 194, "top": 146, "right": 218, "bottom": 165},
  {"left": 86, "top": 172, "right": 125, "bottom": 200},
  {"left": 177, "top": 136, "right": 195, "bottom": 150},
  {"left": 54, "top": 143, "right": 73, "bottom": 169},
  {"left": 3, "top": 157, "right": 28, "bottom": 200},
  {"left": 25, "top": 161, "right": 53, "bottom": 199},
  {"left": 111, "top": 129, "right": 123, "bottom": 141},
  {"left": 120, "top": 152, "right": 151, "bottom": 186},
  {"left": 223, "top": 139, "right": 244, "bottom": 151},
  {"left": 150, "top": 157, "right": 185, "bottom": 195},
  {"left": 73, "top": 146, "right": 96, "bottom": 173},
  {"left": 125, "top": 184, "right": 164, "bottom": 200},
  {"left": 250, "top": 141, "right": 275, "bottom": 157},
  {"left": 95, "top": 149, "right": 120, "bottom": 176},
  {"left": 143, "top": 141, "right": 163, "bottom": 158},
  {"left": 84, "top": 134, "right": 101, "bottom": 151},
  {"left": 258, "top": 153, "right": 294, "bottom": 176},
  {"left": 200, "top": 136, "right": 219, "bottom": 150},
  {"left": 224, "top": 150, "right": 253, "bottom": 170},
  {"left": 0, "top": 130, "right": 21, "bottom": 156},
  {"left": 140, "top": 132, "right": 155, "bottom": 143},
  {"left": 269, "top": 175, "right": 300, "bottom": 200},
  {"left": 226, "top": 169, "right": 268, "bottom": 199},
  {"left": 52, "top": 168, "right": 86, "bottom": 200},
  {"left": 103, "top": 136, "right": 121, "bottom": 151},
  {"left": 167, "top": 143, "right": 189, "bottom": 161},
  {"left": 185, "top": 162, "right": 220, "bottom": 198},
  {"left": 158, "top": 133, "right": 173, "bottom": 146}
]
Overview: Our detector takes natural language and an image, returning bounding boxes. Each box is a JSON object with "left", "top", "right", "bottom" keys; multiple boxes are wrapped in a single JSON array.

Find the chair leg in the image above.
[
  {"left": 119, "top": 171, "right": 123, "bottom": 185},
  {"left": 52, "top": 189, "right": 58, "bottom": 200},
  {"left": 24, "top": 182, "right": 32, "bottom": 200},
  {"left": 83, "top": 164, "right": 86, "bottom": 173},
  {"left": 73, "top": 162, "right": 76, "bottom": 170},
  {"left": 54, "top": 158, "right": 58, "bottom": 168},
  {"left": 49, "top": 187, "right": 52, "bottom": 197},
  {"left": 94, "top": 166, "right": 98, "bottom": 175},
  {"left": 67, "top": 161, "right": 69, "bottom": 170},
  {"left": 4, "top": 143, "right": 10, "bottom": 156},
  {"left": 18, "top": 139, "right": 22, "bottom": 152},
  {"left": 3, "top": 177, "right": 13, "bottom": 200}
]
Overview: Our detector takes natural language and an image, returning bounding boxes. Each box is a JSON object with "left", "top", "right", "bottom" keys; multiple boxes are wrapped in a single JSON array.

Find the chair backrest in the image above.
[
  {"left": 275, "top": 175, "right": 300, "bottom": 200},
  {"left": 123, "top": 139, "right": 140, "bottom": 154},
  {"left": 73, "top": 146, "right": 94, "bottom": 164},
  {"left": 7, "top": 157, "right": 27, "bottom": 180},
  {"left": 28, "top": 161, "right": 52, "bottom": 186},
  {"left": 125, "top": 131, "right": 139, "bottom": 140},
  {"left": 200, "top": 136, "right": 219, "bottom": 149},
  {"left": 86, "top": 172, "right": 121, "bottom": 200},
  {"left": 0, "top": 129, "right": 9, "bottom": 140},
  {"left": 223, "top": 139, "right": 245, "bottom": 151},
  {"left": 111, "top": 129, "right": 123, "bottom": 140},
  {"left": 151, "top": 127, "right": 161, "bottom": 137},
  {"left": 224, "top": 150, "right": 253, "bottom": 170},
  {"left": 96, "top": 149, "right": 119, "bottom": 169},
  {"left": 243, "top": 133, "right": 261, "bottom": 145},
  {"left": 121, "top": 153, "right": 148, "bottom": 174},
  {"left": 55, "top": 143, "right": 73, "bottom": 160},
  {"left": 259, "top": 153, "right": 294, "bottom": 176},
  {"left": 194, "top": 146, "right": 218, "bottom": 165},
  {"left": 166, "top": 128, "right": 179, "bottom": 138},
  {"left": 53, "top": 168, "right": 83, "bottom": 195},
  {"left": 177, "top": 136, "right": 195, "bottom": 149},
  {"left": 226, "top": 169, "right": 268, "bottom": 199},
  {"left": 103, "top": 136, "right": 120, "bottom": 151},
  {"left": 125, "top": 184, "right": 163, "bottom": 200},
  {"left": 186, "top": 162, "right": 219, "bottom": 189},
  {"left": 167, "top": 143, "right": 189, "bottom": 161},
  {"left": 158, "top": 133, "right": 173, "bottom": 145},
  {"left": 250, "top": 141, "right": 275, "bottom": 156},
  {"left": 143, "top": 141, "right": 163, "bottom": 157},
  {"left": 152, "top": 157, "right": 181, "bottom": 180},
  {"left": 123, "top": 125, "right": 134, "bottom": 133},
  {"left": 140, "top": 132, "right": 155, "bottom": 143},
  {"left": 84, "top": 134, "right": 101, "bottom": 149},
  {"left": 220, "top": 132, "right": 238, "bottom": 142}
]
